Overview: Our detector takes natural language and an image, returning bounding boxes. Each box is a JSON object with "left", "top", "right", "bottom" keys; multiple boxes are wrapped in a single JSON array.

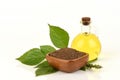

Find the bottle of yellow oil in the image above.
[{"left": 71, "top": 17, "right": 101, "bottom": 61}]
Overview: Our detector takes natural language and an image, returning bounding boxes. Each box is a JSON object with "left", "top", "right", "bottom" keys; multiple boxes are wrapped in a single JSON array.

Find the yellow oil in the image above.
[{"left": 71, "top": 32, "right": 101, "bottom": 61}]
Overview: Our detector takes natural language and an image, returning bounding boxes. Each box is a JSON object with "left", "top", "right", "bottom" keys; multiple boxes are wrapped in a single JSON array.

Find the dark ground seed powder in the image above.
[{"left": 49, "top": 48, "right": 86, "bottom": 60}]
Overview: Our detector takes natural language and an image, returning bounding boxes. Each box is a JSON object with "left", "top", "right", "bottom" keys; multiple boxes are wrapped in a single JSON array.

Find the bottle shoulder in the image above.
[
  {"left": 73, "top": 32, "right": 100, "bottom": 41},
  {"left": 76, "top": 32, "right": 97, "bottom": 37}
]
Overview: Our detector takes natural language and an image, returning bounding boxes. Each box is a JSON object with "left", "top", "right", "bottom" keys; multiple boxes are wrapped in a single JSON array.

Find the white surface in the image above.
[{"left": 0, "top": 0, "right": 120, "bottom": 80}]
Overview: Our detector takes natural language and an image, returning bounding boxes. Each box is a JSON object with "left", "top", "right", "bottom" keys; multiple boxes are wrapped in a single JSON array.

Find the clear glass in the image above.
[{"left": 71, "top": 23, "right": 101, "bottom": 61}]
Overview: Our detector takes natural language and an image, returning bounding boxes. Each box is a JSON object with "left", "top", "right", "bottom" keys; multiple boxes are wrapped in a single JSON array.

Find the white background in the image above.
[{"left": 0, "top": 0, "right": 120, "bottom": 80}]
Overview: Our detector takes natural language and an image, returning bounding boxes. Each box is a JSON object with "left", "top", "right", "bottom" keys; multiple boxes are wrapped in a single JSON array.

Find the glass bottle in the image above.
[{"left": 71, "top": 17, "right": 101, "bottom": 61}]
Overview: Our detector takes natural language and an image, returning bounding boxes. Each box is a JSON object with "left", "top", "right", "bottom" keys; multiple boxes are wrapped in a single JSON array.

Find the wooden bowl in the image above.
[{"left": 46, "top": 49, "right": 89, "bottom": 73}]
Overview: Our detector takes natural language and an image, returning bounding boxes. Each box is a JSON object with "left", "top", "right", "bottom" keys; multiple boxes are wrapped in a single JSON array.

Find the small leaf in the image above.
[
  {"left": 17, "top": 48, "right": 44, "bottom": 66},
  {"left": 80, "top": 66, "right": 86, "bottom": 71},
  {"left": 40, "top": 45, "right": 56, "bottom": 55},
  {"left": 35, "top": 61, "right": 49, "bottom": 68},
  {"left": 80, "top": 63, "right": 102, "bottom": 71},
  {"left": 49, "top": 24, "right": 69, "bottom": 48},
  {"left": 86, "top": 63, "right": 102, "bottom": 69},
  {"left": 35, "top": 61, "right": 57, "bottom": 76}
]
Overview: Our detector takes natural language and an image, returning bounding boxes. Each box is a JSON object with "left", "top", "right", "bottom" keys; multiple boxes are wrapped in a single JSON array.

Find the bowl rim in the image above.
[{"left": 46, "top": 52, "right": 89, "bottom": 62}]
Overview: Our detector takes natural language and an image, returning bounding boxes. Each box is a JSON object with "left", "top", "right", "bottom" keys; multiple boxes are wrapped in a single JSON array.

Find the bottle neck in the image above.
[{"left": 81, "top": 24, "right": 91, "bottom": 34}]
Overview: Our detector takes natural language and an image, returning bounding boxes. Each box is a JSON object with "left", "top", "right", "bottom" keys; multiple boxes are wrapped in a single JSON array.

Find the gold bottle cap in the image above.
[{"left": 81, "top": 17, "right": 91, "bottom": 25}]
